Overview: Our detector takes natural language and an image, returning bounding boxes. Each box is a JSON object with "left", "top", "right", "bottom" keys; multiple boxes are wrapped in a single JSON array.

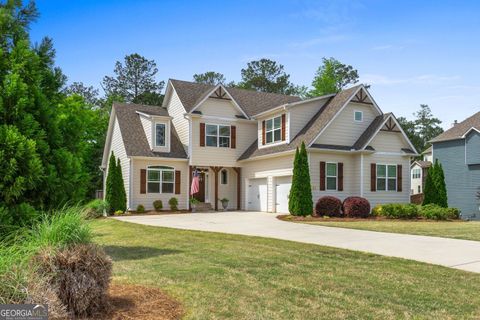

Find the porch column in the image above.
[
  {"left": 210, "top": 166, "right": 222, "bottom": 211},
  {"left": 233, "top": 167, "right": 241, "bottom": 210},
  {"left": 189, "top": 166, "right": 193, "bottom": 211}
]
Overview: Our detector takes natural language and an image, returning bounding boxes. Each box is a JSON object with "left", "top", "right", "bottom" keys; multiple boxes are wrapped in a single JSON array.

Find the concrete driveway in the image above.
[{"left": 113, "top": 211, "right": 480, "bottom": 273}]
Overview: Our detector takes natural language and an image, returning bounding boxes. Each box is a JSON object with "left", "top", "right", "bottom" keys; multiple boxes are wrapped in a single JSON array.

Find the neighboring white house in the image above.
[
  {"left": 101, "top": 79, "right": 418, "bottom": 213},
  {"left": 410, "top": 147, "right": 432, "bottom": 195}
]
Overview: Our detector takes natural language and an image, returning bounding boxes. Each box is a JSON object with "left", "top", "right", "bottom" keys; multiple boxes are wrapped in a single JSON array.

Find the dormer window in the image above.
[
  {"left": 155, "top": 123, "right": 166, "bottom": 147},
  {"left": 266, "top": 116, "right": 282, "bottom": 144}
]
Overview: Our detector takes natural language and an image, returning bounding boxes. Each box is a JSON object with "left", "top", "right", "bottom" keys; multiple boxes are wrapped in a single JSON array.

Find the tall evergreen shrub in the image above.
[
  {"left": 105, "top": 152, "right": 117, "bottom": 214},
  {"left": 288, "top": 142, "right": 313, "bottom": 216},
  {"left": 422, "top": 165, "right": 435, "bottom": 206},
  {"left": 434, "top": 160, "right": 448, "bottom": 207},
  {"left": 116, "top": 158, "right": 127, "bottom": 212}
]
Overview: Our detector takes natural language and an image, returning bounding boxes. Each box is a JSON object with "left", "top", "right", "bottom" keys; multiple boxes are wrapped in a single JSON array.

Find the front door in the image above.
[{"left": 193, "top": 172, "right": 206, "bottom": 202}]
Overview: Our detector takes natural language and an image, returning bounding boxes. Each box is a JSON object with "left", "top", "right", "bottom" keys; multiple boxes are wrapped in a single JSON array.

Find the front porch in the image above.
[{"left": 189, "top": 166, "right": 241, "bottom": 211}]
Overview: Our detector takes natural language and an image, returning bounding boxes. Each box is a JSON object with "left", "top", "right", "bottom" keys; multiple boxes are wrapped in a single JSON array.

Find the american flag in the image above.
[{"left": 190, "top": 170, "right": 200, "bottom": 195}]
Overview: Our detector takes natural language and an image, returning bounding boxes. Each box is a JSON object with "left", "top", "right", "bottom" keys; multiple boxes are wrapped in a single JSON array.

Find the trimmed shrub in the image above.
[
  {"left": 113, "top": 210, "right": 124, "bottom": 216},
  {"left": 136, "top": 204, "right": 145, "bottom": 213},
  {"left": 420, "top": 204, "right": 460, "bottom": 220},
  {"left": 34, "top": 244, "right": 112, "bottom": 317},
  {"left": 315, "top": 196, "right": 342, "bottom": 217},
  {"left": 371, "top": 205, "right": 383, "bottom": 216},
  {"left": 343, "top": 197, "right": 371, "bottom": 218},
  {"left": 82, "top": 199, "right": 108, "bottom": 219},
  {"left": 169, "top": 197, "right": 178, "bottom": 211},
  {"left": 377, "top": 203, "right": 419, "bottom": 219},
  {"left": 153, "top": 200, "right": 163, "bottom": 211}
]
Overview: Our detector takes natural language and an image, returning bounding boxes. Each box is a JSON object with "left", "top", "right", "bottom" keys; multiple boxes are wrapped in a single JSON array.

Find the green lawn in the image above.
[
  {"left": 92, "top": 219, "right": 480, "bottom": 320},
  {"left": 290, "top": 219, "right": 480, "bottom": 241}
]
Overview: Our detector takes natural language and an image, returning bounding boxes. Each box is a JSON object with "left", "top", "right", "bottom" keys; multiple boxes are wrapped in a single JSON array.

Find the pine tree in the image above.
[
  {"left": 297, "top": 142, "right": 313, "bottom": 216},
  {"left": 289, "top": 142, "right": 313, "bottom": 216},
  {"left": 288, "top": 148, "right": 300, "bottom": 214},
  {"left": 116, "top": 158, "right": 127, "bottom": 212},
  {"left": 434, "top": 160, "right": 448, "bottom": 207},
  {"left": 423, "top": 164, "right": 436, "bottom": 205},
  {"left": 105, "top": 152, "right": 117, "bottom": 213}
]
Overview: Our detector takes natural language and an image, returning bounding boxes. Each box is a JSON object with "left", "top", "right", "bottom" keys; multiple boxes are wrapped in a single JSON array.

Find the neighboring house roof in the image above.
[
  {"left": 113, "top": 103, "right": 187, "bottom": 159},
  {"left": 430, "top": 111, "right": 480, "bottom": 143},
  {"left": 422, "top": 146, "right": 432, "bottom": 154},
  {"left": 411, "top": 160, "right": 432, "bottom": 168},
  {"left": 169, "top": 79, "right": 301, "bottom": 118},
  {"left": 239, "top": 85, "right": 364, "bottom": 160}
]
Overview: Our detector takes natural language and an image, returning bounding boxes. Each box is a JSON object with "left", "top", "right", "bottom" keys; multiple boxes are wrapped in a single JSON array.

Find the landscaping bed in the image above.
[{"left": 93, "top": 283, "right": 183, "bottom": 320}]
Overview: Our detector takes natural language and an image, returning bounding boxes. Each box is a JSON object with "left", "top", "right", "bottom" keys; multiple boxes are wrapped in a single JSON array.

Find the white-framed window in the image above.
[
  {"left": 206, "top": 124, "right": 230, "bottom": 148},
  {"left": 155, "top": 123, "right": 166, "bottom": 147},
  {"left": 265, "top": 115, "right": 282, "bottom": 144},
  {"left": 377, "top": 164, "right": 397, "bottom": 191},
  {"left": 354, "top": 111, "right": 363, "bottom": 122},
  {"left": 147, "top": 166, "right": 174, "bottom": 193},
  {"left": 412, "top": 168, "right": 421, "bottom": 179},
  {"left": 221, "top": 169, "right": 228, "bottom": 185},
  {"left": 326, "top": 162, "right": 338, "bottom": 190}
]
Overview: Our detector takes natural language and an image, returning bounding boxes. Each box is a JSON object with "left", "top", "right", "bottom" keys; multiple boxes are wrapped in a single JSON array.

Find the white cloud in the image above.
[
  {"left": 290, "top": 34, "right": 349, "bottom": 48},
  {"left": 372, "top": 44, "right": 404, "bottom": 51}
]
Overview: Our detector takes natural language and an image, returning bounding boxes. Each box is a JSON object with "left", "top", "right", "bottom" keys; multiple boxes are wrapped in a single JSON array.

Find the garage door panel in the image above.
[
  {"left": 276, "top": 176, "right": 291, "bottom": 214},
  {"left": 248, "top": 178, "right": 267, "bottom": 211}
]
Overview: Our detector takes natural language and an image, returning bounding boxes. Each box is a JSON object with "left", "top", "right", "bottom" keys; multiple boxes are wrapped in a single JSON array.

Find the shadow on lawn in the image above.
[{"left": 102, "top": 245, "right": 182, "bottom": 261}]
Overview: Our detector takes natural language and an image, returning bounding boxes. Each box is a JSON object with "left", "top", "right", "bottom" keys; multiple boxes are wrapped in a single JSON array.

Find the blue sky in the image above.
[{"left": 31, "top": 0, "right": 480, "bottom": 128}]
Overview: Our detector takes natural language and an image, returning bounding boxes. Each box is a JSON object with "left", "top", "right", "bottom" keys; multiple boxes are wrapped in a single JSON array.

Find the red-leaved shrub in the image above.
[
  {"left": 315, "top": 196, "right": 342, "bottom": 217},
  {"left": 343, "top": 197, "right": 371, "bottom": 218}
]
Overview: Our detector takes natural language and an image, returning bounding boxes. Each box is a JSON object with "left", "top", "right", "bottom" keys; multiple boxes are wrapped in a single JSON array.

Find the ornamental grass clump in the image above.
[{"left": 33, "top": 244, "right": 112, "bottom": 318}]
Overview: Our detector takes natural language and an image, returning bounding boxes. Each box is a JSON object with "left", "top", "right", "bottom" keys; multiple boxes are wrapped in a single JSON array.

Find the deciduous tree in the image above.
[{"left": 309, "top": 57, "right": 360, "bottom": 97}]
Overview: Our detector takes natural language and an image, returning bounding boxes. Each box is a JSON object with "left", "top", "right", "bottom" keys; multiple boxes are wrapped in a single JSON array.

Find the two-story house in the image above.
[
  {"left": 410, "top": 147, "right": 432, "bottom": 195},
  {"left": 430, "top": 112, "right": 480, "bottom": 220},
  {"left": 101, "top": 79, "right": 417, "bottom": 213}
]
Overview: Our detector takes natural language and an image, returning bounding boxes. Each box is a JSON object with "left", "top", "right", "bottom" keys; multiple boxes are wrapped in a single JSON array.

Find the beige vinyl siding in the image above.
[
  {"left": 257, "top": 112, "right": 289, "bottom": 149},
  {"left": 309, "top": 152, "right": 359, "bottom": 202},
  {"left": 130, "top": 158, "right": 189, "bottom": 210},
  {"left": 196, "top": 98, "right": 242, "bottom": 117},
  {"left": 289, "top": 98, "right": 329, "bottom": 139},
  {"left": 362, "top": 154, "right": 411, "bottom": 207},
  {"left": 314, "top": 102, "right": 379, "bottom": 146},
  {"left": 108, "top": 117, "right": 130, "bottom": 209},
  {"left": 370, "top": 131, "right": 411, "bottom": 152},
  {"left": 241, "top": 154, "right": 294, "bottom": 212},
  {"left": 140, "top": 115, "right": 152, "bottom": 147},
  {"left": 167, "top": 88, "right": 189, "bottom": 149},
  {"left": 190, "top": 117, "right": 257, "bottom": 167}
]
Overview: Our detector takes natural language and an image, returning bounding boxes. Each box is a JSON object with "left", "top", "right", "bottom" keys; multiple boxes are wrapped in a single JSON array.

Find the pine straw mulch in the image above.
[
  {"left": 277, "top": 214, "right": 466, "bottom": 223},
  {"left": 89, "top": 283, "right": 184, "bottom": 320}
]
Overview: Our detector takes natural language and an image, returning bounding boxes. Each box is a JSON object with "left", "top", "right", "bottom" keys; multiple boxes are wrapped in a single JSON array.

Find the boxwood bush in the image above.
[
  {"left": 342, "top": 197, "right": 371, "bottom": 218},
  {"left": 315, "top": 196, "right": 342, "bottom": 217},
  {"left": 376, "top": 203, "right": 420, "bottom": 219},
  {"left": 420, "top": 204, "right": 460, "bottom": 220},
  {"left": 153, "top": 200, "right": 163, "bottom": 212}
]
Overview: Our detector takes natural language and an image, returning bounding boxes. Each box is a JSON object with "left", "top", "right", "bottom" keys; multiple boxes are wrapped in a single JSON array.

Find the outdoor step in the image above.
[{"left": 194, "top": 203, "right": 213, "bottom": 212}]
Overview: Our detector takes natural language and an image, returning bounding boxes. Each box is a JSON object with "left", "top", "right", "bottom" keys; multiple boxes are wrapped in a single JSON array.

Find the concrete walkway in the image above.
[{"left": 113, "top": 211, "right": 480, "bottom": 273}]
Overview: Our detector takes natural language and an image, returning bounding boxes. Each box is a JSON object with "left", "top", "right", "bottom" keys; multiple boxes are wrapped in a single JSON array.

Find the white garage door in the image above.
[
  {"left": 275, "top": 176, "right": 291, "bottom": 214},
  {"left": 247, "top": 178, "right": 267, "bottom": 211}
]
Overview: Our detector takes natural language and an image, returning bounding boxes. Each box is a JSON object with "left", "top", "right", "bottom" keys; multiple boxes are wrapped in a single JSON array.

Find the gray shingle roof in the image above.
[
  {"left": 113, "top": 103, "right": 187, "bottom": 159},
  {"left": 352, "top": 113, "right": 390, "bottom": 150},
  {"left": 413, "top": 160, "right": 432, "bottom": 168},
  {"left": 430, "top": 111, "right": 480, "bottom": 143},
  {"left": 238, "top": 85, "right": 364, "bottom": 160},
  {"left": 169, "top": 79, "right": 301, "bottom": 117}
]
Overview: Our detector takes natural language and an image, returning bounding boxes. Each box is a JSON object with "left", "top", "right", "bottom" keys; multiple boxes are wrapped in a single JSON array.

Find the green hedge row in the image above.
[{"left": 372, "top": 203, "right": 460, "bottom": 220}]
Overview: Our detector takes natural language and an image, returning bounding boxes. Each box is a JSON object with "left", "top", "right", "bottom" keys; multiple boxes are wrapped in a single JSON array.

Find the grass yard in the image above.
[
  {"left": 92, "top": 219, "right": 480, "bottom": 320},
  {"left": 286, "top": 218, "right": 480, "bottom": 241}
]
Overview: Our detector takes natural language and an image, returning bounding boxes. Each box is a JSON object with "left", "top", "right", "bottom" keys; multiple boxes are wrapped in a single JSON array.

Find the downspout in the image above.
[{"left": 129, "top": 157, "right": 133, "bottom": 211}]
